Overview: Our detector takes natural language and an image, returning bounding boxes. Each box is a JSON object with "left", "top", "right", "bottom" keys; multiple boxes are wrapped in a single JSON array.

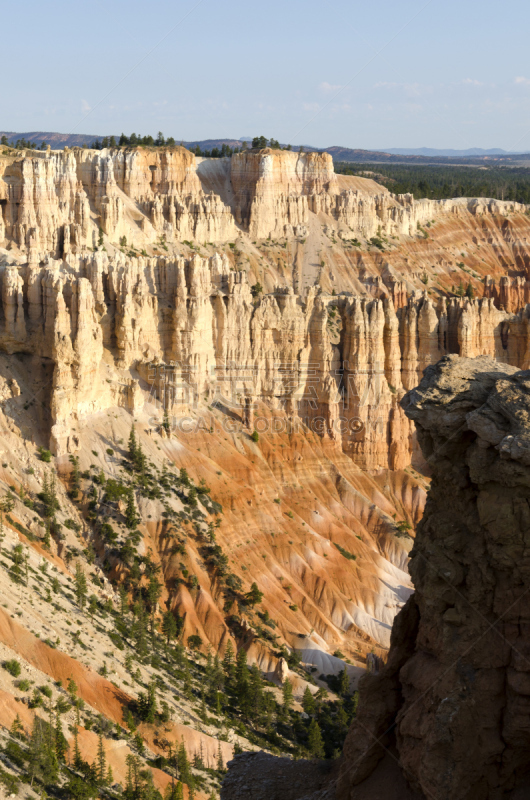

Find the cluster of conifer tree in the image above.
[
  {"left": 91, "top": 133, "right": 176, "bottom": 149},
  {"left": 0, "top": 135, "right": 46, "bottom": 150},
  {"left": 335, "top": 161, "right": 530, "bottom": 205},
  {"left": 0, "top": 415, "right": 361, "bottom": 799}
]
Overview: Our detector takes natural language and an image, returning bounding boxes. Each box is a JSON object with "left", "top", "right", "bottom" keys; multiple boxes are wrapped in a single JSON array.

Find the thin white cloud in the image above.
[
  {"left": 373, "top": 81, "right": 425, "bottom": 97},
  {"left": 319, "top": 82, "right": 342, "bottom": 93},
  {"left": 81, "top": 99, "right": 91, "bottom": 112},
  {"left": 462, "top": 78, "right": 483, "bottom": 86},
  {"left": 515, "top": 77, "right": 530, "bottom": 85}
]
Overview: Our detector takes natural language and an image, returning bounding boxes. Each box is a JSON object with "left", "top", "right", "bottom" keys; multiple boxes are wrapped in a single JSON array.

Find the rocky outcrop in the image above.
[
  {"left": 2, "top": 244, "right": 530, "bottom": 466},
  {"left": 1, "top": 145, "right": 530, "bottom": 468},
  {"left": 337, "top": 354, "right": 530, "bottom": 800},
  {"left": 1, "top": 146, "right": 525, "bottom": 256}
]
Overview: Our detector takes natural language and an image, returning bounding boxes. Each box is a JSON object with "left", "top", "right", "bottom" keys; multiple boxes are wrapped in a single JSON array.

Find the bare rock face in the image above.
[
  {"left": 0, "top": 245, "right": 529, "bottom": 465},
  {"left": 273, "top": 657, "right": 290, "bottom": 685},
  {"left": 1, "top": 145, "right": 530, "bottom": 465},
  {"left": 337, "top": 354, "right": 530, "bottom": 800}
]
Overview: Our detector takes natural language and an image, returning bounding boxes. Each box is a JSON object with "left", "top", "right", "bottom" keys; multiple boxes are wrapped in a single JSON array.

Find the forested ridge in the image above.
[{"left": 335, "top": 162, "right": 530, "bottom": 204}]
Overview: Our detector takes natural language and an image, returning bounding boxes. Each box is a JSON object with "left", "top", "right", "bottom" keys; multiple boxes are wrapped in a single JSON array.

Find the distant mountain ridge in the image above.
[
  {"left": 383, "top": 147, "right": 523, "bottom": 157},
  {"left": 2, "top": 131, "right": 530, "bottom": 165}
]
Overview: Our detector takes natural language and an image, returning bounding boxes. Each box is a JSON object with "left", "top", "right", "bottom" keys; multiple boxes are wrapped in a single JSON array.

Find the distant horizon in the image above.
[{"left": 2, "top": 130, "right": 529, "bottom": 157}]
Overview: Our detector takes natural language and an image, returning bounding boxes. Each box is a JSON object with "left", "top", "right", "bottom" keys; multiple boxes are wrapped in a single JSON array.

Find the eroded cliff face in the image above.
[
  {"left": 1, "top": 145, "right": 530, "bottom": 665},
  {"left": 2, "top": 241, "right": 530, "bottom": 474},
  {"left": 2, "top": 146, "right": 530, "bottom": 798},
  {"left": 337, "top": 354, "right": 530, "bottom": 800},
  {"left": 1, "top": 145, "right": 526, "bottom": 256}
]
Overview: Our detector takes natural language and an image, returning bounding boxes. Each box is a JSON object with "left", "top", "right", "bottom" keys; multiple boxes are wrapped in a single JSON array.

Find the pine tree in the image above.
[
  {"left": 97, "top": 732, "right": 107, "bottom": 785},
  {"left": 165, "top": 783, "right": 184, "bottom": 800},
  {"left": 41, "top": 471, "right": 60, "bottom": 518},
  {"left": 249, "top": 664, "right": 264, "bottom": 719},
  {"left": 10, "top": 713, "right": 25, "bottom": 739},
  {"left": 88, "top": 594, "right": 98, "bottom": 618},
  {"left": 336, "top": 701, "right": 349, "bottom": 731},
  {"left": 339, "top": 667, "right": 350, "bottom": 697},
  {"left": 177, "top": 741, "right": 194, "bottom": 790},
  {"left": 147, "top": 575, "right": 163, "bottom": 612},
  {"left": 69, "top": 454, "right": 81, "bottom": 498},
  {"left": 54, "top": 708, "right": 68, "bottom": 762},
  {"left": 350, "top": 689, "right": 359, "bottom": 718},
  {"left": 307, "top": 719, "right": 325, "bottom": 758},
  {"left": 161, "top": 609, "right": 178, "bottom": 645},
  {"left": 9, "top": 544, "right": 24, "bottom": 584},
  {"left": 72, "top": 718, "right": 83, "bottom": 769},
  {"left": 302, "top": 686, "right": 315, "bottom": 716},
  {"left": 23, "top": 547, "right": 29, "bottom": 586},
  {"left": 43, "top": 521, "right": 51, "bottom": 550},
  {"left": 28, "top": 716, "right": 59, "bottom": 786},
  {"left": 119, "top": 585, "right": 129, "bottom": 617},
  {"left": 465, "top": 282, "right": 474, "bottom": 300},
  {"left": 215, "top": 690, "right": 223, "bottom": 716},
  {"left": 74, "top": 562, "right": 88, "bottom": 608},
  {"left": 125, "top": 487, "right": 138, "bottom": 529},
  {"left": 222, "top": 640, "right": 235, "bottom": 685},
  {"left": 235, "top": 648, "right": 248, "bottom": 707},
  {"left": 216, "top": 740, "right": 224, "bottom": 772},
  {"left": 282, "top": 678, "right": 293, "bottom": 714},
  {"left": 314, "top": 686, "right": 328, "bottom": 713},
  {"left": 244, "top": 582, "right": 263, "bottom": 607},
  {"left": 128, "top": 425, "right": 137, "bottom": 461},
  {"left": 134, "top": 440, "right": 147, "bottom": 475}
]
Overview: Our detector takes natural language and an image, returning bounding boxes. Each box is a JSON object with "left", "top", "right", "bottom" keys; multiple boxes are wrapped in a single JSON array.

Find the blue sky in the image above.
[{"left": 3, "top": 0, "right": 530, "bottom": 150}]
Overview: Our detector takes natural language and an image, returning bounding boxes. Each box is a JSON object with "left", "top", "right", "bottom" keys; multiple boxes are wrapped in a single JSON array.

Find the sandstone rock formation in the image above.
[
  {"left": 4, "top": 145, "right": 530, "bottom": 800},
  {"left": 1, "top": 145, "right": 530, "bottom": 658},
  {"left": 221, "top": 354, "right": 530, "bottom": 799},
  {"left": 0, "top": 146, "right": 524, "bottom": 257},
  {"left": 1, "top": 145, "right": 529, "bottom": 472},
  {"left": 336, "top": 354, "right": 530, "bottom": 800},
  {"left": 3, "top": 242, "right": 530, "bottom": 473}
]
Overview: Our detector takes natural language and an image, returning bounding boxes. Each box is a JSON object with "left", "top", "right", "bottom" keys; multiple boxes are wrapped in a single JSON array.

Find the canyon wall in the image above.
[
  {"left": 336, "top": 354, "right": 530, "bottom": 800},
  {"left": 1, "top": 145, "right": 530, "bottom": 496},
  {"left": 4, "top": 147, "right": 530, "bottom": 798},
  {"left": 1, "top": 146, "right": 525, "bottom": 255},
  {"left": 1, "top": 242, "right": 530, "bottom": 472}
]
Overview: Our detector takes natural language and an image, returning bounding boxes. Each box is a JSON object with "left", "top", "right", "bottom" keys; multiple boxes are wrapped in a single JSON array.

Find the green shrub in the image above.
[
  {"left": 109, "top": 632, "right": 124, "bottom": 651},
  {"left": 3, "top": 659, "right": 21, "bottom": 677},
  {"left": 334, "top": 543, "right": 357, "bottom": 560},
  {"left": 188, "top": 634, "right": 203, "bottom": 650}
]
